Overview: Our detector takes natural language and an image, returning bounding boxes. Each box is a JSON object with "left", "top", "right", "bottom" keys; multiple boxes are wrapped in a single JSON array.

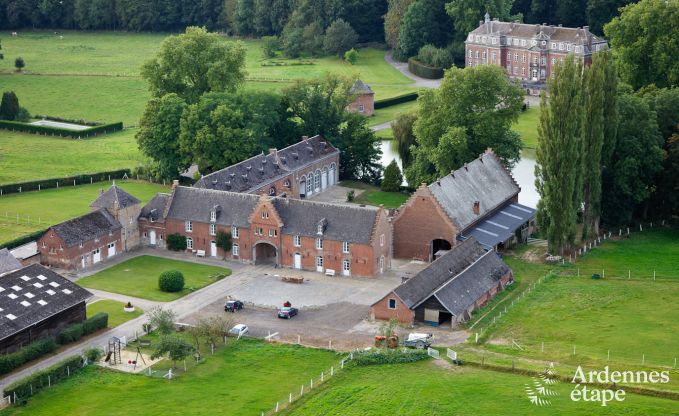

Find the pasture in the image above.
[
  {"left": 77, "top": 255, "right": 231, "bottom": 301},
  {"left": 0, "top": 180, "right": 166, "bottom": 244}
]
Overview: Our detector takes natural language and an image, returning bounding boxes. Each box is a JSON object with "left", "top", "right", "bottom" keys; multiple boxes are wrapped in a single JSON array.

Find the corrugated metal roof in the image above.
[{"left": 462, "top": 202, "right": 536, "bottom": 248}]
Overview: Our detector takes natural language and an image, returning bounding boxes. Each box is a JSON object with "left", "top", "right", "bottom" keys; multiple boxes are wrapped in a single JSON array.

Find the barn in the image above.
[{"left": 0, "top": 264, "right": 92, "bottom": 353}]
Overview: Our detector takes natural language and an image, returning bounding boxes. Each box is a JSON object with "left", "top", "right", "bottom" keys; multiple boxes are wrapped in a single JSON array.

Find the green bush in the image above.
[
  {"left": 408, "top": 58, "right": 444, "bottom": 79},
  {"left": 56, "top": 312, "right": 108, "bottom": 344},
  {"left": 262, "top": 36, "right": 280, "bottom": 58},
  {"left": 353, "top": 349, "right": 430, "bottom": 366},
  {"left": 159, "top": 270, "right": 185, "bottom": 292},
  {"left": 83, "top": 347, "right": 104, "bottom": 362},
  {"left": 57, "top": 323, "right": 84, "bottom": 344},
  {"left": 0, "top": 338, "right": 58, "bottom": 376},
  {"left": 0, "top": 170, "right": 131, "bottom": 197},
  {"left": 344, "top": 48, "right": 358, "bottom": 65},
  {"left": 0, "top": 120, "right": 123, "bottom": 138},
  {"left": 82, "top": 312, "right": 108, "bottom": 334},
  {"left": 417, "top": 44, "right": 454, "bottom": 69},
  {"left": 5, "top": 355, "right": 84, "bottom": 400},
  {"left": 166, "top": 233, "right": 187, "bottom": 251},
  {"left": 374, "top": 92, "right": 419, "bottom": 109},
  {"left": 381, "top": 159, "right": 403, "bottom": 192}
]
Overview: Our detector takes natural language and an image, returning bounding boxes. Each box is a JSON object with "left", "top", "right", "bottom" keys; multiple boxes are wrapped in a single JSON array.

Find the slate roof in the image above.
[
  {"left": 350, "top": 80, "right": 374, "bottom": 95},
  {"left": 463, "top": 201, "right": 536, "bottom": 248},
  {"left": 50, "top": 209, "right": 121, "bottom": 247},
  {"left": 0, "top": 249, "right": 22, "bottom": 276},
  {"left": 429, "top": 150, "right": 520, "bottom": 231},
  {"left": 0, "top": 264, "right": 92, "bottom": 341},
  {"left": 139, "top": 193, "right": 171, "bottom": 223},
  {"left": 90, "top": 183, "right": 140, "bottom": 210},
  {"left": 392, "top": 238, "right": 488, "bottom": 309},
  {"left": 165, "top": 187, "right": 259, "bottom": 228},
  {"left": 194, "top": 135, "right": 339, "bottom": 193},
  {"left": 10, "top": 242, "right": 38, "bottom": 261}
]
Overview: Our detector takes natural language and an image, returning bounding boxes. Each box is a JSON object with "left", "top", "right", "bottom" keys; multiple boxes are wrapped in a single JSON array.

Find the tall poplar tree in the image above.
[
  {"left": 535, "top": 57, "right": 583, "bottom": 254},
  {"left": 600, "top": 51, "right": 618, "bottom": 168}
]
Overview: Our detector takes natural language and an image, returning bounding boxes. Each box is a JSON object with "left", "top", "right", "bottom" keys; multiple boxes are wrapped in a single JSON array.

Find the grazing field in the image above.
[
  {"left": 513, "top": 105, "right": 540, "bottom": 149},
  {"left": 481, "top": 229, "right": 679, "bottom": 368},
  {"left": 77, "top": 255, "right": 231, "bottom": 301},
  {"left": 87, "top": 299, "right": 143, "bottom": 327},
  {"left": 284, "top": 361, "right": 679, "bottom": 415},
  {"left": 0, "top": 180, "right": 167, "bottom": 244},
  {"left": 3, "top": 339, "right": 339, "bottom": 416}
]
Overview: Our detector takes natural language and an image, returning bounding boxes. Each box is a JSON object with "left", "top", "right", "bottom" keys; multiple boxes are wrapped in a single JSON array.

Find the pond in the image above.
[{"left": 378, "top": 140, "right": 539, "bottom": 207}]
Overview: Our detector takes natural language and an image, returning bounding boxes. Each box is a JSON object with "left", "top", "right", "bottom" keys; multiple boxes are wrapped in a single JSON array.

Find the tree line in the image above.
[{"left": 137, "top": 27, "right": 382, "bottom": 184}]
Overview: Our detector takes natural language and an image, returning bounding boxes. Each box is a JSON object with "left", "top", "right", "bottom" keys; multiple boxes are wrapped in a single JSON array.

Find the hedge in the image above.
[
  {"left": 82, "top": 312, "right": 108, "bottom": 335},
  {"left": 0, "top": 338, "right": 58, "bottom": 376},
  {"left": 374, "top": 92, "right": 419, "bottom": 109},
  {"left": 56, "top": 312, "right": 108, "bottom": 344},
  {"left": 0, "top": 120, "right": 123, "bottom": 138},
  {"left": 159, "top": 270, "right": 185, "bottom": 292},
  {"left": 0, "top": 228, "right": 48, "bottom": 250},
  {"left": 4, "top": 355, "right": 85, "bottom": 401},
  {"left": 353, "top": 349, "right": 430, "bottom": 366},
  {"left": 408, "top": 58, "right": 444, "bottom": 79},
  {"left": 0, "top": 169, "right": 131, "bottom": 196}
]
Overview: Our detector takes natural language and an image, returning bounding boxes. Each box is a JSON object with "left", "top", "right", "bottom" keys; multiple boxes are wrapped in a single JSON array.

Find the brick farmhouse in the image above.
[
  {"left": 465, "top": 13, "right": 607, "bottom": 94},
  {"left": 372, "top": 237, "right": 513, "bottom": 327},
  {"left": 0, "top": 264, "right": 92, "bottom": 353},
  {"left": 393, "top": 149, "right": 535, "bottom": 261}
]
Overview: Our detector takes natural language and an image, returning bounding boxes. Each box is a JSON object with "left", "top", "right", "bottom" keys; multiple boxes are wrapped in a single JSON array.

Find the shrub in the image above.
[
  {"left": 344, "top": 48, "right": 358, "bottom": 65},
  {"left": 57, "top": 323, "right": 84, "bottom": 344},
  {"left": 381, "top": 159, "right": 403, "bottom": 192},
  {"left": 0, "top": 120, "right": 123, "bottom": 138},
  {"left": 0, "top": 228, "right": 48, "bottom": 250},
  {"left": 216, "top": 230, "right": 232, "bottom": 256},
  {"left": 166, "top": 233, "right": 187, "bottom": 251},
  {"left": 0, "top": 91, "right": 20, "bottom": 120},
  {"left": 262, "top": 36, "right": 280, "bottom": 58},
  {"left": 417, "top": 44, "right": 454, "bottom": 69},
  {"left": 82, "top": 312, "right": 108, "bottom": 334},
  {"left": 5, "top": 355, "right": 84, "bottom": 400},
  {"left": 346, "top": 189, "right": 355, "bottom": 202},
  {"left": 0, "top": 338, "right": 58, "bottom": 376},
  {"left": 83, "top": 347, "right": 103, "bottom": 362},
  {"left": 15, "top": 57, "right": 25, "bottom": 71},
  {"left": 159, "top": 270, "right": 185, "bottom": 292},
  {"left": 408, "top": 58, "right": 444, "bottom": 79},
  {"left": 353, "top": 349, "right": 430, "bottom": 366},
  {"left": 147, "top": 306, "right": 177, "bottom": 335},
  {"left": 374, "top": 92, "right": 419, "bottom": 109}
]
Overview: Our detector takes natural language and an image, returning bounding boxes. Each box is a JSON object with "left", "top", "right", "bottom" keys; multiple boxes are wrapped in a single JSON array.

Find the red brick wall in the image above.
[
  {"left": 38, "top": 228, "right": 122, "bottom": 270},
  {"left": 347, "top": 94, "right": 375, "bottom": 116},
  {"left": 392, "top": 185, "right": 458, "bottom": 260},
  {"left": 371, "top": 293, "right": 413, "bottom": 324}
]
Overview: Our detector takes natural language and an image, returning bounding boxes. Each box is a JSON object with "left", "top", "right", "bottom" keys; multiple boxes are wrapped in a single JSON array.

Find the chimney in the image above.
[
  {"left": 302, "top": 135, "right": 309, "bottom": 140},
  {"left": 473, "top": 201, "right": 480, "bottom": 215},
  {"left": 172, "top": 179, "right": 179, "bottom": 190},
  {"left": 269, "top": 148, "right": 278, "bottom": 157},
  {"left": 583, "top": 26, "right": 589, "bottom": 32}
]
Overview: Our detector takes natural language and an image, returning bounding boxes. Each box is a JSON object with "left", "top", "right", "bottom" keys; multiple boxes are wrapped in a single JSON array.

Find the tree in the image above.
[
  {"left": 282, "top": 26, "right": 304, "bottom": 58},
  {"left": 405, "top": 65, "right": 523, "bottom": 186},
  {"left": 323, "top": 19, "right": 358, "bottom": 57},
  {"left": 381, "top": 160, "right": 403, "bottom": 192},
  {"left": 344, "top": 48, "right": 358, "bottom": 64},
  {"left": 605, "top": 0, "right": 679, "bottom": 89},
  {"left": 198, "top": 315, "right": 233, "bottom": 345},
  {"left": 261, "top": 35, "right": 280, "bottom": 58},
  {"left": 392, "top": 112, "right": 418, "bottom": 167},
  {"left": 136, "top": 93, "right": 187, "bottom": 180},
  {"left": 581, "top": 53, "right": 606, "bottom": 239},
  {"left": 445, "top": 0, "right": 513, "bottom": 39},
  {"left": 151, "top": 335, "right": 194, "bottom": 369},
  {"left": 395, "top": 0, "right": 452, "bottom": 60},
  {"left": 159, "top": 270, "right": 185, "bottom": 292},
  {"left": 216, "top": 230, "right": 232, "bottom": 259},
  {"left": 147, "top": 306, "right": 177, "bottom": 335},
  {"left": 14, "top": 57, "right": 25, "bottom": 71},
  {"left": 166, "top": 233, "right": 187, "bottom": 251},
  {"left": 302, "top": 22, "right": 325, "bottom": 56},
  {"left": 338, "top": 113, "right": 383, "bottom": 182},
  {"left": 178, "top": 91, "right": 282, "bottom": 173},
  {"left": 140, "top": 27, "right": 247, "bottom": 103},
  {"left": 384, "top": 0, "right": 415, "bottom": 48},
  {"left": 0, "top": 38, "right": 4, "bottom": 59},
  {"left": 601, "top": 51, "right": 619, "bottom": 168},
  {"left": 535, "top": 57, "right": 583, "bottom": 254},
  {"left": 587, "top": 0, "right": 635, "bottom": 35},
  {"left": 554, "top": 0, "right": 587, "bottom": 28},
  {"left": 0, "top": 91, "right": 20, "bottom": 121},
  {"left": 234, "top": 0, "right": 255, "bottom": 35}
]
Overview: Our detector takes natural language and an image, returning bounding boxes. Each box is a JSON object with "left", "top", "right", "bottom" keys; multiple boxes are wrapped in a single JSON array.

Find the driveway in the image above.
[{"left": 385, "top": 51, "right": 442, "bottom": 89}]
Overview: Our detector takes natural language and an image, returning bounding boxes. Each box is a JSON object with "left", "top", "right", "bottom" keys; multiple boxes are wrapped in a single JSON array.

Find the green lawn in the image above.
[
  {"left": 3, "top": 339, "right": 339, "bottom": 416},
  {"left": 77, "top": 255, "right": 231, "bottom": 301},
  {"left": 87, "top": 299, "right": 143, "bottom": 327},
  {"left": 0, "top": 180, "right": 167, "bottom": 244},
  {"left": 367, "top": 100, "right": 419, "bottom": 127},
  {"left": 342, "top": 180, "right": 410, "bottom": 209},
  {"left": 284, "top": 361, "right": 679, "bottom": 415},
  {"left": 513, "top": 105, "right": 540, "bottom": 149}
]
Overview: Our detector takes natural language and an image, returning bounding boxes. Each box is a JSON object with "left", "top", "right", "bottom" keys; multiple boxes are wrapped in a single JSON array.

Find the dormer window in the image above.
[
  {"left": 210, "top": 210, "right": 216, "bottom": 222},
  {"left": 283, "top": 180, "right": 290, "bottom": 188},
  {"left": 261, "top": 211, "right": 269, "bottom": 219},
  {"left": 269, "top": 187, "right": 276, "bottom": 196},
  {"left": 317, "top": 224, "right": 323, "bottom": 234}
]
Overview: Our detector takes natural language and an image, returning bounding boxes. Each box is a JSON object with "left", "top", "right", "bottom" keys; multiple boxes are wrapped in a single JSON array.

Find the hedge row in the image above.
[
  {"left": 374, "top": 92, "right": 419, "bottom": 109},
  {"left": 408, "top": 58, "right": 444, "bottom": 79},
  {"left": 0, "top": 228, "right": 48, "bottom": 251},
  {"left": 353, "top": 349, "right": 430, "bottom": 366},
  {"left": 0, "top": 169, "right": 131, "bottom": 196},
  {"left": 33, "top": 115, "right": 101, "bottom": 127},
  {"left": 0, "top": 120, "right": 123, "bottom": 138},
  {"left": 56, "top": 312, "right": 108, "bottom": 344},
  {"left": 0, "top": 338, "right": 58, "bottom": 376},
  {"left": 4, "top": 355, "right": 85, "bottom": 401}
]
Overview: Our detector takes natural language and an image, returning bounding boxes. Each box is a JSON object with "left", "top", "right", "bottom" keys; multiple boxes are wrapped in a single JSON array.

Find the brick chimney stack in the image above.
[{"left": 473, "top": 201, "right": 480, "bottom": 215}]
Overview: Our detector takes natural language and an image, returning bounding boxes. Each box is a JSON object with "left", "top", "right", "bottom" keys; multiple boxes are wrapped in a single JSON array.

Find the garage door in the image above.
[
  {"left": 107, "top": 242, "right": 116, "bottom": 257},
  {"left": 424, "top": 308, "right": 440, "bottom": 326}
]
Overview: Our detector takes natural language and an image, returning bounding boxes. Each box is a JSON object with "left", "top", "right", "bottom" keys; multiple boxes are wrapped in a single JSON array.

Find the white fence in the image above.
[
  {"left": 427, "top": 348, "right": 440, "bottom": 359},
  {"left": 446, "top": 349, "right": 457, "bottom": 361}
]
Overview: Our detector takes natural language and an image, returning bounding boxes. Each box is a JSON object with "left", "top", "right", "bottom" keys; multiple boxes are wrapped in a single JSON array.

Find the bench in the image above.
[
  {"left": 325, "top": 269, "right": 336, "bottom": 277},
  {"left": 196, "top": 250, "right": 206, "bottom": 257},
  {"left": 281, "top": 275, "right": 304, "bottom": 284}
]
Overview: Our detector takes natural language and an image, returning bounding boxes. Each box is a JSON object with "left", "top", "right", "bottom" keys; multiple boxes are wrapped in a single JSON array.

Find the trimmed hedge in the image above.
[
  {"left": 408, "top": 58, "right": 444, "bottom": 79},
  {"left": 56, "top": 312, "right": 109, "bottom": 344},
  {"left": 0, "top": 338, "right": 58, "bottom": 376},
  {"left": 0, "top": 120, "right": 123, "bottom": 138},
  {"left": 0, "top": 169, "right": 131, "bottom": 196},
  {"left": 82, "top": 312, "right": 108, "bottom": 334},
  {"left": 4, "top": 355, "right": 84, "bottom": 401},
  {"left": 159, "top": 270, "right": 185, "bottom": 292},
  {"left": 353, "top": 349, "right": 430, "bottom": 366},
  {"left": 0, "top": 228, "right": 48, "bottom": 250},
  {"left": 374, "top": 92, "right": 419, "bottom": 109}
]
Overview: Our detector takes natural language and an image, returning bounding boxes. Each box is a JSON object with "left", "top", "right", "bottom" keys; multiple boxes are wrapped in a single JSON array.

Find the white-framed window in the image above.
[
  {"left": 160, "top": 234, "right": 163, "bottom": 240},
  {"left": 316, "top": 238, "right": 323, "bottom": 249},
  {"left": 468, "top": 59, "right": 473, "bottom": 67},
  {"left": 521, "top": 67, "right": 526, "bottom": 76},
  {"left": 506, "top": 51, "right": 511, "bottom": 60},
  {"left": 261, "top": 211, "right": 269, "bottom": 219},
  {"left": 380, "top": 234, "right": 385, "bottom": 247},
  {"left": 314, "top": 171, "right": 321, "bottom": 190},
  {"left": 255, "top": 227, "right": 263, "bottom": 235},
  {"left": 475, "top": 50, "right": 479, "bottom": 59},
  {"left": 269, "top": 228, "right": 277, "bottom": 237},
  {"left": 294, "top": 235, "right": 301, "bottom": 247},
  {"left": 79, "top": 242, "right": 83, "bottom": 248},
  {"left": 317, "top": 224, "right": 323, "bottom": 234},
  {"left": 514, "top": 53, "right": 518, "bottom": 62},
  {"left": 316, "top": 256, "right": 323, "bottom": 268},
  {"left": 186, "top": 237, "right": 193, "bottom": 249},
  {"left": 513, "top": 66, "right": 518, "bottom": 75},
  {"left": 522, "top": 53, "right": 526, "bottom": 63},
  {"left": 210, "top": 210, "right": 216, "bottom": 222},
  {"left": 491, "top": 52, "right": 496, "bottom": 63},
  {"left": 209, "top": 223, "right": 216, "bottom": 236},
  {"left": 343, "top": 258, "right": 350, "bottom": 272},
  {"left": 506, "top": 64, "right": 511, "bottom": 72},
  {"left": 185, "top": 221, "right": 192, "bottom": 232},
  {"left": 284, "top": 179, "right": 290, "bottom": 188},
  {"left": 551, "top": 42, "right": 556, "bottom": 49},
  {"left": 388, "top": 298, "right": 397, "bottom": 309},
  {"left": 492, "top": 37, "right": 497, "bottom": 44},
  {"left": 342, "top": 241, "right": 350, "bottom": 253},
  {"left": 551, "top": 58, "right": 556, "bottom": 65},
  {"left": 358, "top": 104, "right": 365, "bottom": 113},
  {"left": 232, "top": 226, "right": 239, "bottom": 238},
  {"left": 521, "top": 39, "right": 526, "bottom": 46},
  {"left": 232, "top": 244, "right": 239, "bottom": 256},
  {"left": 306, "top": 174, "right": 313, "bottom": 194},
  {"left": 559, "top": 43, "right": 563, "bottom": 50},
  {"left": 567, "top": 43, "right": 571, "bottom": 52},
  {"left": 468, "top": 50, "right": 472, "bottom": 58},
  {"left": 542, "top": 57, "right": 547, "bottom": 66}
]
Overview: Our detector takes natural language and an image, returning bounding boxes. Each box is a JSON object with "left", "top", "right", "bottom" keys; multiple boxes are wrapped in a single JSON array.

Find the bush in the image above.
[
  {"left": 56, "top": 312, "right": 108, "bottom": 344},
  {"left": 262, "top": 36, "right": 280, "bottom": 58},
  {"left": 417, "top": 44, "right": 454, "bottom": 69},
  {"left": 57, "top": 323, "right": 84, "bottom": 344},
  {"left": 353, "top": 349, "right": 430, "bottom": 366},
  {"left": 5, "top": 355, "right": 84, "bottom": 400},
  {"left": 0, "top": 228, "right": 48, "bottom": 250},
  {"left": 408, "top": 58, "right": 444, "bottom": 79},
  {"left": 83, "top": 347, "right": 104, "bottom": 362},
  {"left": 0, "top": 91, "right": 20, "bottom": 120},
  {"left": 346, "top": 190, "right": 355, "bottom": 202},
  {"left": 0, "top": 120, "right": 123, "bottom": 138},
  {"left": 0, "top": 338, "right": 58, "bottom": 376},
  {"left": 82, "top": 312, "right": 108, "bottom": 334},
  {"left": 166, "top": 233, "right": 187, "bottom": 251},
  {"left": 159, "top": 270, "right": 185, "bottom": 292},
  {"left": 374, "top": 92, "right": 419, "bottom": 109},
  {"left": 0, "top": 170, "right": 130, "bottom": 198},
  {"left": 344, "top": 48, "right": 358, "bottom": 65},
  {"left": 15, "top": 57, "right": 25, "bottom": 71},
  {"left": 381, "top": 160, "right": 403, "bottom": 192}
]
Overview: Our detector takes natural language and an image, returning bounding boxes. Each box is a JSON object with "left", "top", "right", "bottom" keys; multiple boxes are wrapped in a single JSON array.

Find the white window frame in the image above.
[
  {"left": 232, "top": 226, "right": 239, "bottom": 238},
  {"left": 316, "top": 256, "right": 323, "bottom": 268},
  {"left": 316, "top": 238, "right": 323, "bottom": 250},
  {"left": 210, "top": 210, "right": 216, "bottom": 222},
  {"left": 380, "top": 234, "right": 385, "bottom": 247},
  {"left": 185, "top": 221, "right": 192, "bottom": 232},
  {"left": 342, "top": 241, "right": 349, "bottom": 254},
  {"left": 358, "top": 104, "right": 365, "bottom": 113},
  {"left": 232, "top": 244, "right": 239, "bottom": 256},
  {"left": 186, "top": 237, "right": 193, "bottom": 250},
  {"left": 209, "top": 223, "right": 216, "bottom": 236},
  {"left": 294, "top": 235, "right": 301, "bottom": 247},
  {"left": 388, "top": 298, "right": 397, "bottom": 309},
  {"left": 343, "top": 258, "right": 350, "bottom": 272}
]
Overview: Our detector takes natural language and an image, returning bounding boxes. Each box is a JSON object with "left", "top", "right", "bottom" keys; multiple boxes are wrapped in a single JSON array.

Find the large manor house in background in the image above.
[{"left": 466, "top": 13, "right": 608, "bottom": 93}]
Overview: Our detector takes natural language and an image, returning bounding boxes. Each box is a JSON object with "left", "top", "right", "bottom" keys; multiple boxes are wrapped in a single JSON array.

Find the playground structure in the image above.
[{"left": 100, "top": 336, "right": 161, "bottom": 373}]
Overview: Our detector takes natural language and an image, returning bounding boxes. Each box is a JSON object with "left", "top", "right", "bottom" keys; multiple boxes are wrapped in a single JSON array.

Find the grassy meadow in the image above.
[
  {"left": 0, "top": 180, "right": 167, "bottom": 244},
  {"left": 77, "top": 255, "right": 230, "bottom": 301},
  {"left": 87, "top": 299, "right": 143, "bottom": 327},
  {"left": 513, "top": 105, "right": 540, "bottom": 149}
]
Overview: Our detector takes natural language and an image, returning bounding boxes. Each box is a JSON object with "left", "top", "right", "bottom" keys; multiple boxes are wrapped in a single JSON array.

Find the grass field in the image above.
[
  {"left": 480, "top": 229, "right": 679, "bottom": 369},
  {"left": 284, "top": 360, "right": 679, "bottom": 415},
  {"left": 368, "top": 100, "right": 419, "bottom": 127},
  {"left": 342, "top": 180, "right": 410, "bottom": 209},
  {"left": 0, "top": 180, "right": 167, "bottom": 244},
  {"left": 3, "top": 339, "right": 339, "bottom": 416},
  {"left": 87, "top": 299, "right": 143, "bottom": 327},
  {"left": 77, "top": 255, "right": 231, "bottom": 301},
  {"left": 513, "top": 106, "right": 540, "bottom": 149}
]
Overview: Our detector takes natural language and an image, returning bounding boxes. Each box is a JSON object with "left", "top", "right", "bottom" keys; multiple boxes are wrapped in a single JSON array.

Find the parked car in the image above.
[
  {"left": 224, "top": 300, "right": 244, "bottom": 312},
  {"left": 277, "top": 307, "right": 298, "bottom": 319},
  {"left": 402, "top": 333, "right": 433, "bottom": 349},
  {"left": 229, "top": 324, "right": 249, "bottom": 337}
]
